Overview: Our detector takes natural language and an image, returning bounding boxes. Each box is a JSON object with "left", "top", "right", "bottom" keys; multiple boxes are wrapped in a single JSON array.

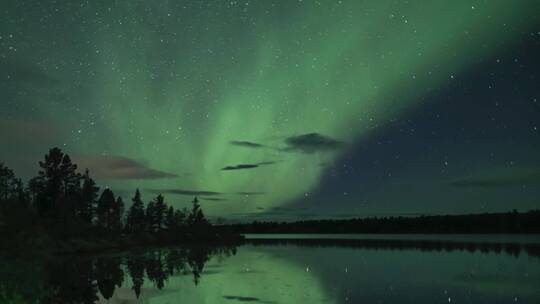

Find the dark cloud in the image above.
[
  {"left": 223, "top": 295, "right": 276, "bottom": 304},
  {"left": 222, "top": 164, "right": 259, "bottom": 171},
  {"left": 230, "top": 140, "right": 265, "bottom": 148},
  {"left": 450, "top": 167, "right": 540, "bottom": 188},
  {"left": 200, "top": 197, "right": 227, "bottom": 201},
  {"left": 149, "top": 189, "right": 222, "bottom": 196},
  {"left": 283, "top": 133, "right": 344, "bottom": 153},
  {"left": 73, "top": 155, "right": 177, "bottom": 179},
  {"left": 0, "top": 118, "right": 62, "bottom": 145},
  {"left": 221, "top": 161, "right": 277, "bottom": 171},
  {"left": 232, "top": 134, "right": 345, "bottom": 154}
]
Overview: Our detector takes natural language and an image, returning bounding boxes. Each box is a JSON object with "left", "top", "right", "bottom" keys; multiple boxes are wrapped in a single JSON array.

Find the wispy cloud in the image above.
[
  {"left": 221, "top": 164, "right": 259, "bottom": 171},
  {"left": 221, "top": 161, "right": 278, "bottom": 171},
  {"left": 223, "top": 295, "right": 276, "bottom": 304},
  {"left": 230, "top": 140, "right": 265, "bottom": 148},
  {"left": 282, "top": 133, "right": 344, "bottom": 153},
  {"left": 73, "top": 155, "right": 177, "bottom": 179},
  {"left": 229, "top": 133, "right": 344, "bottom": 154},
  {"left": 200, "top": 197, "right": 227, "bottom": 201},
  {"left": 0, "top": 118, "right": 62, "bottom": 145}
]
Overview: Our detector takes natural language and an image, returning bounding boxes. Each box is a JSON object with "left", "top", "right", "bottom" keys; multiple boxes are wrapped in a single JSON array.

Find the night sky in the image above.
[{"left": 1, "top": 1, "right": 539, "bottom": 221}]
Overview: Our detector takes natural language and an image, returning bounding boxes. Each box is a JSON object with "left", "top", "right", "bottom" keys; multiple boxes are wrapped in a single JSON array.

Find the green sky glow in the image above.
[{"left": 1, "top": 1, "right": 539, "bottom": 217}]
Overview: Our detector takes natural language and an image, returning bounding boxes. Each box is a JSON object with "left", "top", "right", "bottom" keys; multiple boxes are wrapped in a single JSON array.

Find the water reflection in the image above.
[
  {"left": 2, "top": 238, "right": 540, "bottom": 303},
  {"left": 41, "top": 245, "right": 237, "bottom": 303}
]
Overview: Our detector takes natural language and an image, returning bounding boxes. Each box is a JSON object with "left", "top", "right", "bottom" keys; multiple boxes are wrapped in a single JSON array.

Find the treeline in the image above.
[
  {"left": 0, "top": 147, "right": 222, "bottom": 247},
  {"left": 229, "top": 210, "right": 540, "bottom": 234},
  {"left": 247, "top": 238, "right": 540, "bottom": 259}
]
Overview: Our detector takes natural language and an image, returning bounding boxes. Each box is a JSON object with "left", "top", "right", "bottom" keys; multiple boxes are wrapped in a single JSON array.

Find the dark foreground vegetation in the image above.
[
  {"left": 0, "top": 147, "right": 241, "bottom": 256},
  {"left": 229, "top": 210, "right": 540, "bottom": 234}
]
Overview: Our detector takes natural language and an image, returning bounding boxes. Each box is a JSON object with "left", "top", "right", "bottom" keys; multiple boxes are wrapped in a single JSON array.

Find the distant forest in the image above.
[
  {"left": 228, "top": 210, "right": 540, "bottom": 234},
  {"left": 0, "top": 148, "right": 236, "bottom": 254}
]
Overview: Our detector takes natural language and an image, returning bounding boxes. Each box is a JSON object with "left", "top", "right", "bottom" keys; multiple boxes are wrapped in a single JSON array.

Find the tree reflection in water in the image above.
[{"left": 41, "top": 245, "right": 237, "bottom": 303}]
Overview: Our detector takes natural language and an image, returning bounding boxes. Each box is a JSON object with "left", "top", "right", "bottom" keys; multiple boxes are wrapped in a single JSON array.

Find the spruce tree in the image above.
[
  {"left": 36, "top": 148, "right": 81, "bottom": 215},
  {"left": 145, "top": 201, "right": 156, "bottom": 232},
  {"left": 14, "top": 178, "right": 27, "bottom": 204},
  {"left": 153, "top": 194, "right": 167, "bottom": 232},
  {"left": 97, "top": 188, "right": 115, "bottom": 229},
  {"left": 0, "top": 163, "right": 16, "bottom": 201},
  {"left": 27, "top": 176, "right": 44, "bottom": 206},
  {"left": 59, "top": 154, "right": 80, "bottom": 197},
  {"left": 110, "top": 196, "right": 124, "bottom": 232},
  {"left": 117, "top": 197, "right": 124, "bottom": 227},
  {"left": 174, "top": 209, "right": 187, "bottom": 229},
  {"left": 126, "top": 189, "right": 145, "bottom": 233},
  {"left": 79, "top": 169, "right": 99, "bottom": 224},
  {"left": 188, "top": 197, "right": 207, "bottom": 227},
  {"left": 165, "top": 206, "right": 175, "bottom": 230}
]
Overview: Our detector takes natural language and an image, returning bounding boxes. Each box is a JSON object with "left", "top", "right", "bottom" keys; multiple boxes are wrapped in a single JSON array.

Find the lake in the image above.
[{"left": 2, "top": 234, "right": 540, "bottom": 303}]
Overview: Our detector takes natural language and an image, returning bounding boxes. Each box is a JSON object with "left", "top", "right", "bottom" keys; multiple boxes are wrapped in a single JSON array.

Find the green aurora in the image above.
[{"left": 1, "top": 1, "right": 539, "bottom": 218}]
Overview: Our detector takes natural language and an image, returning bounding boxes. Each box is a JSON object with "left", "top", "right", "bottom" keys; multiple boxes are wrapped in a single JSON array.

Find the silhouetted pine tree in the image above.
[
  {"left": 79, "top": 169, "right": 99, "bottom": 224},
  {"left": 165, "top": 206, "right": 175, "bottom": 230},
  {"left": 187, "top": 197, "right": 207, "bottom": 227},
  {"left": 35, "top": 148, "right": 81, "bottom": 215},
  {"left": 59, "top": 154, "right": 80, "bottom": 197},
  {"left": 110, "top": 196, "right": 124, "bottom": 232},
  {"left": 27, "top": 176, "right": 44, "bottom": 205},
  {"left": 145, "top": 200, "right": 156, "bottom": 232},
  {"left": 13, "top": 178, "right": 27, "bottom": 204},
  {"left": 0, "top": 163, "right": 17, "bottom": 201},
  {"left": 117, "top": 197, "right": 124, "bottom": 227},
  {"left": 0, "top": 164, "right": 27, "bottom": 206},
  {"left": 0, "top": 164, "right": 33, "bottom": 234},
  {"left": 175, "top": 208, "right": 188, "bottom": 228},
  {"left": 153, "top": 194, "right": 167, "bottom": 232},
  {"left": 126, "top": 189, "right": 145, "bottom": 233},
  {"left": 96, "top": 188, "right": 115, "bottom": 229}
]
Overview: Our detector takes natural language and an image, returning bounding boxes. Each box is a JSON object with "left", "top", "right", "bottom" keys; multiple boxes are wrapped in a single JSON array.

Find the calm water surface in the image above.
[{"left": 4, "top": 235, "right": 540, "bottom": 303}]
